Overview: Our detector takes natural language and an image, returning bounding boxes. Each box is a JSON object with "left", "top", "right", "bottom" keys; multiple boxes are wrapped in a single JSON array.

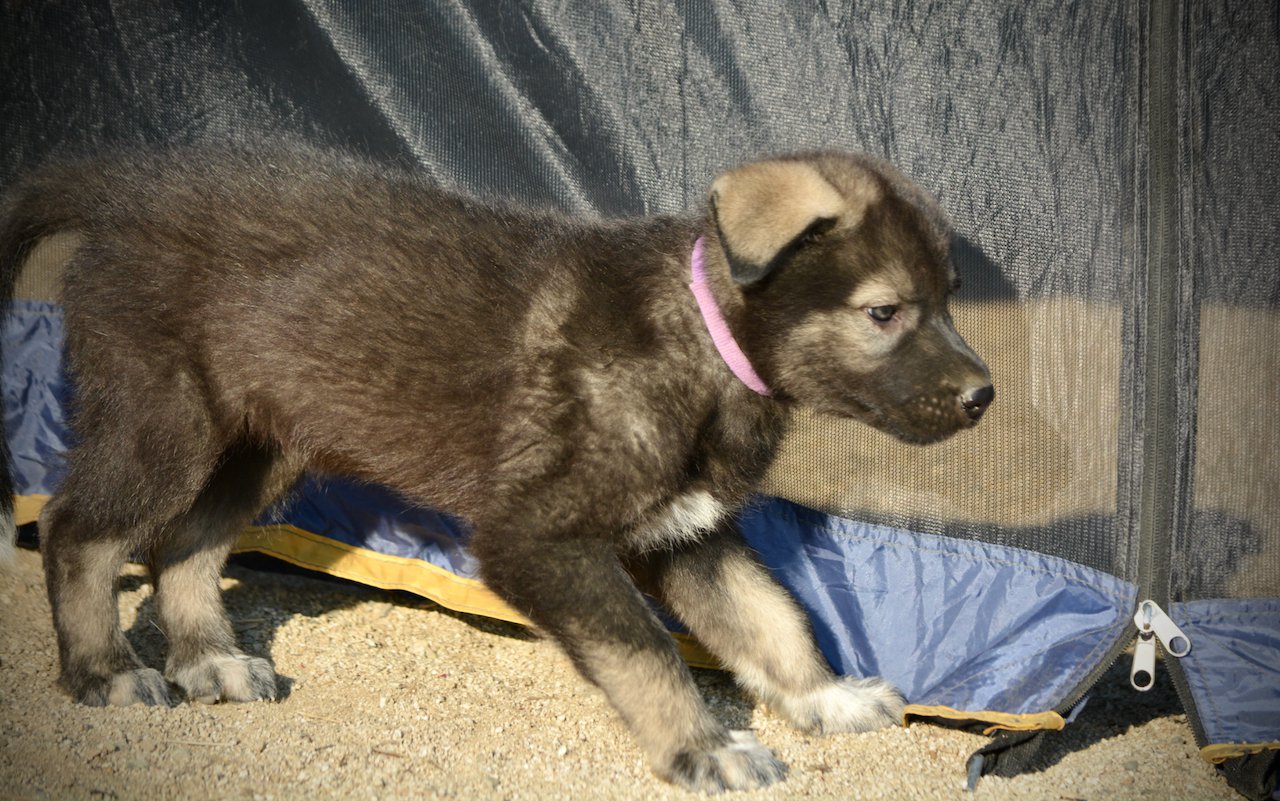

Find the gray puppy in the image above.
[{"left": 0, "top": 146, "right": 991, "bottom": 793}]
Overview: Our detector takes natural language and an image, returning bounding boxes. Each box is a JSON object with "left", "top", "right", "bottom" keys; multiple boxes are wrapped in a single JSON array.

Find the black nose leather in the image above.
[{"left": 961, "top": 384, "right": 994, "bottom": 422}]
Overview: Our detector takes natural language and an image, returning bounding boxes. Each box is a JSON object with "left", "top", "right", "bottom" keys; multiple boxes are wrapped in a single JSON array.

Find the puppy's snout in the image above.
[{"left": 960, "top": 384, "right": 994, "bottom": 423}]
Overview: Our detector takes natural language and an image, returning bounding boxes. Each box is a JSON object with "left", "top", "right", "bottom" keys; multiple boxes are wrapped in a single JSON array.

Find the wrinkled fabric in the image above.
[
  {"left": 1, "top": 1, "right": 1142, "bottom": 302},
  {"left": 1, "top": 302, "right": 71, "bottom": 496},
  {"left": 738, "top": 499, "right": 1136, "bottom": 712},
  {"left": 262, "top": 474, "right": 478, "bottom": 579},
  {"left": 1173, "top": 600, "right": 1280, "bottom": 749}
]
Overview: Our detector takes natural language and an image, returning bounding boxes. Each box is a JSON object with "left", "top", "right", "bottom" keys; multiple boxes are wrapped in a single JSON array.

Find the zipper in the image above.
[
  {"left": 1133, "top": 0, "right": 1213, "bottom": 756},
  {"left": 1057, "top": 0, "right": 1189, "bottom": 725},
  {"left": 971, "top": 7, "right": 1210, "bottom": 783},
  {"left": 972, "top": 7, "right": 1228, "bottom": 786},
  {"left": 1129, "top": 599, "right": 1191, "bottom": 691}
]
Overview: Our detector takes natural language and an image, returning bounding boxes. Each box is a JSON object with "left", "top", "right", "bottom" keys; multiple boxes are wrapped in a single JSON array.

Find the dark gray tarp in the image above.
[{"left": 2, "top": 3, "right": 1277, "bottom": 798}]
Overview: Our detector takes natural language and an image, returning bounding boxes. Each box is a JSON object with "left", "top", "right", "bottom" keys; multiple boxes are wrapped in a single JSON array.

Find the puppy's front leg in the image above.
[
  {"left": 474, "top": 533, "right": 784, "bottom": 793},
  {"left": 644, "top": 524, "right": 905, "bottom": 735}
]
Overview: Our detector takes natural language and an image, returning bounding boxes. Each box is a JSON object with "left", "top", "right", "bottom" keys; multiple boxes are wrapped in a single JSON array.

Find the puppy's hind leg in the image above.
[
  {"left": 41, "top": 359, "right": 234, "bottom": 707},
  {"left": 474, "top": 533, "right": 785, "bottom": 794},
  {"left": 40, "top": 501, "right": 172, "bottom": 706},
  {"left": 41, "top": 420, "right": 220, "bottom": 705},
  {"left": 149, "top": 441, "right": 301, "bottom": 704},
  {"left": 643, "top": 524, "right": 905, "bottom": 736}
]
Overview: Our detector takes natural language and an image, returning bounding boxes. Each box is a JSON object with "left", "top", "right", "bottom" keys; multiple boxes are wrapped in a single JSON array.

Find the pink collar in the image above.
[{"left": 689, "top": 237, "right": 772, "bottom": 396}]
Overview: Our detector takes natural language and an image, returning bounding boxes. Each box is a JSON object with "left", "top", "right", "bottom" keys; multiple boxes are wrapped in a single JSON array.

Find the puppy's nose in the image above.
[{"left": 961, "top": 384, "right": 994, "bottom": 422}]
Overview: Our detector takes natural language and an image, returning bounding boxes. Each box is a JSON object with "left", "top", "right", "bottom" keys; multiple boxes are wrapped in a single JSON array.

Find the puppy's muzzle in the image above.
[{"left": 960, "top": 384, "right": 995, "bottom": 423}]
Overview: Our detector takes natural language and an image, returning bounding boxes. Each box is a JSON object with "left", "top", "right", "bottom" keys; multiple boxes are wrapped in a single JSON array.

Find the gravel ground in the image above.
[{"left": 0, "top": 545, "right": 1240, "bottom": 801}]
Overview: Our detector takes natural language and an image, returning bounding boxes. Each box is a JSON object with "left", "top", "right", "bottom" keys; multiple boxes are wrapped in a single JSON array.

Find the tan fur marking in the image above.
[
  {"left": 663, "top": 552, "right": 902, "bottom": 734},
  {"left": 0, "top": 507, "right": 14, "bottom": 567},
  {"left": 579, "top": 641, "right": 720, "bottom": 763},
  {"left": 712, "top": 161, "right": 878, "bottom": 267},
  {"left": 849, "top": 267, "right": 915, "bottom": 309},
  {"left": 784, "top": 308, "right": 894, "bottom": 368},
  {"left": 698, "top": 555, "right": 832, "bottom": 700},
  {"left": 51, "top": 537, "right": 132, "bottom": 659},
  {"left": 578, "top": 635, "right": 784, "bottom": 790},
  {"left": 779, "top": 267, "right": 924, "bottom": 378}
]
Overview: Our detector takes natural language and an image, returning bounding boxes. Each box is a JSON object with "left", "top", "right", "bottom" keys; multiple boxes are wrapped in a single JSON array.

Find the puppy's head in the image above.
[{"left": 708, "top": 153, "right": 992, "bottom": 444}]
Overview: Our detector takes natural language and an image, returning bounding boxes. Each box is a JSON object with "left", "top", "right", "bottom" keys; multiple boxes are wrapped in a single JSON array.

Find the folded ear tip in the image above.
[
  {"left": 710, "top": 157, "right": 854, "bottom": 283},
  {"left": 725, "top": 250, "right": 772, "bottom": 286}
]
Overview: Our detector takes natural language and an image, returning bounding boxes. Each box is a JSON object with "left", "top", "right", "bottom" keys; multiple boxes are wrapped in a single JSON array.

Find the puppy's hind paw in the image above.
[
  {"left": 168, "top": 652, "right": 278, "bottom": 704},
  {"left": 64, "top": 667, "right": 175, "bottom": 707},
  {"left": 664, "top": 730, "right": 786, "bottom": 794},
  {"left": 776, "top": 675, "right": 906, "bottom": 735}
]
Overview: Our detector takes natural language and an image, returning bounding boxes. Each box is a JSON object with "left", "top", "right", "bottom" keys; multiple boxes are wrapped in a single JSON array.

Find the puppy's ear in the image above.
[{"left": 710, "top": 159, "right": 877, "bottom": 285}]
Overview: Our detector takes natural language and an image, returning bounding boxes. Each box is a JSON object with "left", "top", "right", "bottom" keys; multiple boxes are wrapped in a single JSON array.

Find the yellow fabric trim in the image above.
[
  {"left": 14, "top": 493, "right": 50, "bottom": 525},
  {"left": 905, "top": 704, "right": 1065, "bottom": 734},
  {"left": 231, "top": 523, "right": 721, "bottom": 667},
  {"left": 1201, "top": 742, "right": 1280, "bottom": 764},
  {"left": 233, "top": 524, "right": 529, "bottom": 624},
  {"left": 0, "top": 493, "right": 1187, "bottom": 735}
]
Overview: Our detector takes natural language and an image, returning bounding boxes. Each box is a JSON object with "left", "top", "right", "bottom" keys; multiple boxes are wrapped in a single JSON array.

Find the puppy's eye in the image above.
[
  {"left": 950, "top": 276, "right": 963, "bottom": 293},
  {"left": 866, "top": 305, "right": 898, "bottom": 323}
]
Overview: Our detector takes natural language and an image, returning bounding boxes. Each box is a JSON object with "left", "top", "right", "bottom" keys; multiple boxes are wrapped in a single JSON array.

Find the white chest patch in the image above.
[{"left": 636, "top": 490, "right": 726, "bottom": 550}]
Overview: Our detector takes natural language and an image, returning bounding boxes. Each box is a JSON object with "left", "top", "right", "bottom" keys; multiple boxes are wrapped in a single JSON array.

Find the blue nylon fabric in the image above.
[
  {"left": 738, "top": 499, "right": 1137, "bottom": 711},
  {"left": 1171, "top": 599, "right": 1280, "bottom": 748},
  {"left": 255, "top": 475, "right": 479, "bottom": 579},
  {"left": 4, "top": 300, "right": 1136, "bottom": 716},
  {"left": 2, "top": 301, "right": 71, "bottom": 495}
]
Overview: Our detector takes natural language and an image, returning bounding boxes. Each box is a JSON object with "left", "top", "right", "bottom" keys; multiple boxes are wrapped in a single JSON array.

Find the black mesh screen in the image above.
[
  {"left": 0, "top": 1, "right": 1151, "bottom": 584},
  {"left": 760, "top": 6, "right": 1145, "bottom": 581},
  {"left": 1172, "top": 1, "right": 1280, "bottom": 602}
]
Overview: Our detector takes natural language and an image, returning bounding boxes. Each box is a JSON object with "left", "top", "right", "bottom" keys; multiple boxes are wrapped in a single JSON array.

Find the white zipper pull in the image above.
[{"left": 1129, "top": 600, "right": 1191, "bottom": 691}]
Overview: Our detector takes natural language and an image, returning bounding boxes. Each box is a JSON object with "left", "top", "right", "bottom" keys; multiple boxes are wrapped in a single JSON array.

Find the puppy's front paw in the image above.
[
  {"left": 663, "top": 730, "right": 786, "bottom": 794},
  {"left": 168, "top": 652, "right": 278, "bottom": 704},
  {"left": 774, "top": 675, "right": 905, "bottom": 735}
]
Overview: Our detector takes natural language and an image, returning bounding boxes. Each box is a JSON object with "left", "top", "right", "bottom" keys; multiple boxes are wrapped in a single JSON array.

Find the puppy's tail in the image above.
[{"left": 0, "top": 166, "right": 86, "bottom": 563}]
